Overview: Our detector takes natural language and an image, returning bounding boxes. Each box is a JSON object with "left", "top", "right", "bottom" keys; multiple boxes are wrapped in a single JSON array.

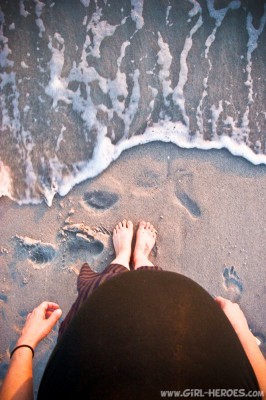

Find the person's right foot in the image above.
[{"left": 133, "top": 221, "right": 157, "bottom": 269}]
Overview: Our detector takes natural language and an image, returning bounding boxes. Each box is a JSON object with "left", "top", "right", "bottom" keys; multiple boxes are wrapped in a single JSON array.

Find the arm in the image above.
[
  {"left": 0, "top": 302, "right": 62, "bottom": 400},
  {"left": 215, "top": 297, "right": 266, "bottom": 399}
]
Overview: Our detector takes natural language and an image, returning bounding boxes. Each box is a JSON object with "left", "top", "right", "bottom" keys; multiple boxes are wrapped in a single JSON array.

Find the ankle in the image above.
[
  {"left": 133, "top": 255, "right": 154, "bottom": 269},
  {"left": 110, "top": 254, "right": 130, "bottom": 269}
]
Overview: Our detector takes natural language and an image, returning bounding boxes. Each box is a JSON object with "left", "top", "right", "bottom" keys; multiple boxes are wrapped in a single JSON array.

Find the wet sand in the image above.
[{"left": 0, "top": 142, "right": 266, "bottom": 395}]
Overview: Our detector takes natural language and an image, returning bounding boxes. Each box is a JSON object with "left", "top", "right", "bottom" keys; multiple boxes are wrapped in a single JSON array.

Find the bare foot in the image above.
[
  {"left": 133, "top": 221, "right": 157, "bottom": 269},
  {"left": 110, "top": 220, "right": 134, "bottom": 270}
]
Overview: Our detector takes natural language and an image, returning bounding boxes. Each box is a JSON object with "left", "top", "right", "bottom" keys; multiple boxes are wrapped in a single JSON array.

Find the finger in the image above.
[
  {"left": 45, "top": 310, "right": 53, "bottom": 318},
  {"left": 45, "top": 308, "right": 61, "bottom": 318},
  {"left": 26, "top": 312, "right": 32, "bottom": 320},
  {"left": 45, "top": 309, "right": 62, "bottom": 330},
  {"left": 214, "top": 296, "right": 228, "bottom": 309},
  {"left": 37, "top": 302, "right": 60, "bottom": 314},
  {"left": 41, "top": 301, "right": 60, "bottom": 310}
]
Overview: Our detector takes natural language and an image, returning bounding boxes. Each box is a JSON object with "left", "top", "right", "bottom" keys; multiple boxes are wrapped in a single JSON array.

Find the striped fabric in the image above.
[{"left": 58, "top": 263, "right": 162, "bottom": 339}]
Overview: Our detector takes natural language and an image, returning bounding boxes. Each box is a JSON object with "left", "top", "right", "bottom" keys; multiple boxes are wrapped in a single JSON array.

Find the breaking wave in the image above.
[{"left": 0, "top": 0, "right": 265, "bottom": 205}]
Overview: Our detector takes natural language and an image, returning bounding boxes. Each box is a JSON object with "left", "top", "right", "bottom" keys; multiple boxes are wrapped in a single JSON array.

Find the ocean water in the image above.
[{"left": 0, "top": 0, "right": 265, "bottom": 205}]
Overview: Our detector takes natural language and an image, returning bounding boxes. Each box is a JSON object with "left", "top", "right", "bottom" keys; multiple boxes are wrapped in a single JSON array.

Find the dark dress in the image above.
[{"left": 38, "top": 264, "right": 261, "bottom": 400}]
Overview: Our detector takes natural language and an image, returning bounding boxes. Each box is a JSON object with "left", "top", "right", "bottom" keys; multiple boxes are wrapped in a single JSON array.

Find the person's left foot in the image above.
[{"left": 110, "top": 220, "right": 134, "bottom": 269}]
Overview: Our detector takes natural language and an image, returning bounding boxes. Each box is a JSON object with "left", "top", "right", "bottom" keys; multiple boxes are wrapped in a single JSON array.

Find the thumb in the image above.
[
  {"left": 46, "top": 308, "right": 62, "bottom": 329},
  {"left": 215, "top": 296, "right": 227, "bottom": 309}
]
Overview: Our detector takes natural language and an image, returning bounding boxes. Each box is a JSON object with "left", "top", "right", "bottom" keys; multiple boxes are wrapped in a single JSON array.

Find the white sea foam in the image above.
[
  {"left": 131, "top": 0, "right": 144, "bottom": 30},
  {"left": 83, "top": 16, "right": 88, "bottom": 26},
  {"left": 45, "top": 33, "right": 69, "bottom": 107},
  {"left": 157, "top": 32, "right": 173, "bottom": 105},
  {"left": 205, "top": 0, "right": 240, "bottom": 57},
  {"left": 0, "top": 1, "right": 265, "bottom": 206},
  {"left": 0, "top": 9, "right": 14, "bottom": 68},
  {"left": 36, "top": 18, "right": 45, "bottom": 37},
  {"left": 21, "top": 61, "right": 29, "bottom": 68},
  {"left": 56, "top": 126, "right": 66, "bottom": 152},
  {"left": 19, "top": 1, "right": 30, "bottom": 18},
  {"left": 210, "top": 100, "right": 223, "bottom": 139},
  {"left": 245, "top": 5, "right": 266, "bottom": 104},
  {"left": 80, "top": 0, "right": 90, "bottom": 7},
  {"left": 196, "top": 0, "right": 241, "bottom": 136},
  {"left": 0, "top": 161, "right": 13, "bottom": 198},
  {"left": 54, "top": 118, "right": 266, "bottom": 203},
  {"left": 148, "top": 86, "right": 158, "bottom": 111},
  {"left": 34, "top": 0, "right": 45, "bottom": 18},
  {"left": 166, "top": 6, "right": 172, "bottom": 26},
  {"left": 173, "top": 4, "right": 203, "bottom": 127},
  {"left": 85, "top": 7, "right": 118, "bottom": 58},
  {"left": 34, "top": 0, "right": 45, "bottom": 37},
  {"left": 123, "top": 68, "right": 140, "bottom": 137},
  {"left": 107, "top": 41, "right": 130, "bottom": 116}
]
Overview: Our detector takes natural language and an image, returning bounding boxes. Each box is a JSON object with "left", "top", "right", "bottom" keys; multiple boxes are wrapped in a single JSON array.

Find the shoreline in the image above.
[{"left": 0, "top": 142, "right": 266, "bottom": 393}]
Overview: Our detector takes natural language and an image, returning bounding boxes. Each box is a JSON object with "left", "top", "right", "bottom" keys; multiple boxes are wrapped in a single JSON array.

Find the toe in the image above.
[
  {"left": 127, "top": 220, "right": 133, "bottom": 229},
  {"left": 151, "top": 225, "right": 157, "bottom": 233},
  {"left": 139, "top": 221, "right": 146, "bottom": 229},
  {"left": 118, "top": 221, "right": 123, "bottom": 229},
  {"left": 146, "top": 222, "right": 151, "bottom": 229},
  {"left": 122, "top": 219, "right": 127, "bottom": 227}
]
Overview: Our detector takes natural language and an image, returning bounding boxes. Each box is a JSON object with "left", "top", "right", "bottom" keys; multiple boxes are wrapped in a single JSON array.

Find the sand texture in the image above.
[{"left": 0, "top": 143, "right": 266, "bottom": 395}]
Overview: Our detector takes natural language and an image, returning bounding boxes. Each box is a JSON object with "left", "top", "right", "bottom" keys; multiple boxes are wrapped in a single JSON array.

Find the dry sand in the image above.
[{"left": 0, "top": 142, "right": 266, "bottom": 395}]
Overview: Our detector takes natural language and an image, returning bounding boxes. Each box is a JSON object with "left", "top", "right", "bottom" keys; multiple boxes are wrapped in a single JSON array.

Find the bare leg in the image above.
[
  {"left": 133, "top": 221, "right": 157, "bottom": 270},
  {"left": 110, "top": 220, "right": 134, "bottom": 270}
]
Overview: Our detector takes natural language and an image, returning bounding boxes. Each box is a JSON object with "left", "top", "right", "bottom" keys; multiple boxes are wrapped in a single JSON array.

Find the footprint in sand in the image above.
[
  {"left": 0, "top": 293, "right": 8, "bottom": 303},
  {"left": 175, "top": 169, "right": 201, "bottom": 218},
  {"left": 136, "top": 169, "right": 162, "bottom": 188},
  {"left": 62, "top": 223, "right": 109, "bottom": 256},
  {"left": 84, "top": 190, "right": 118, "bottom": 210},
  {"left": 15, "top": 236, "right": 56, "bottom": 264},
  {"left": 19, "top": 309, "right": 30, "bottom": 317},
  {"left": 222, "top": 266, "right": 243, "bottom": 298}
]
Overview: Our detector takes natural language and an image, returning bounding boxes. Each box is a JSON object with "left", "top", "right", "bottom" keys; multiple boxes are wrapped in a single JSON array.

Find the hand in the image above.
[
  {"left": 16, "top": 302, "right": 62, "bottom": 349},
  {"left": 215, "top": 296, "right": 250, "bottom": 338}
]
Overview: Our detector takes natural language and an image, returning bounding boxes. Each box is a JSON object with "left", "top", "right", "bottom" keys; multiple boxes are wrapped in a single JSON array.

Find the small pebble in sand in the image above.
[
  {"left": 0, "top": 248, "right": 9, "bottom": 255},
  {"left": 160, "top": 215, "right": 164, "bottom": 219}
]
